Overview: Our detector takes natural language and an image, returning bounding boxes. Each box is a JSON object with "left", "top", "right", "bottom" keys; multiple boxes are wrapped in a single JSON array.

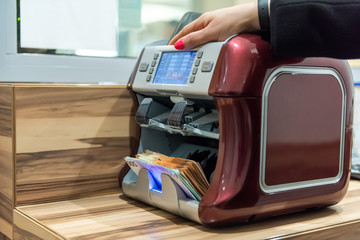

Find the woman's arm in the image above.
[
  {"left": 168, "top": 2, "right": 260, "bottom": 50},
  {"left": 270, "top": 0, "right": 360, "bottom": 58},
  {"left": 169, "top": 0, "right": 360, "bottom": 59}
]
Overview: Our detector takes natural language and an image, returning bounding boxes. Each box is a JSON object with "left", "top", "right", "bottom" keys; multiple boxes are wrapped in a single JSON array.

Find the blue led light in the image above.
[{"left": 147, "top": 170, "right": 162, "bottom": 192}]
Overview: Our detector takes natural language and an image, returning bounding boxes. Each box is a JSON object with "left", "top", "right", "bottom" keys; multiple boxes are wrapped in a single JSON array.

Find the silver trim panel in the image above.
[{"left": 260, "top": 66, "right": 347, "bottom": 193}]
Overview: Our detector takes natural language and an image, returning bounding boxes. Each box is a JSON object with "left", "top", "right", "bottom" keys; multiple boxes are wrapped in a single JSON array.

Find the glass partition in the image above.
[{"left": 17, "top": 0, "right": 245, "bottom": 58}]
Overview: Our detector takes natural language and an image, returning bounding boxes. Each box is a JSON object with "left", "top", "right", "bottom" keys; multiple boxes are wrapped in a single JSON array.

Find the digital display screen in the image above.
[{"left": 153, "top": 51, "right": 197, "bottom": 85}]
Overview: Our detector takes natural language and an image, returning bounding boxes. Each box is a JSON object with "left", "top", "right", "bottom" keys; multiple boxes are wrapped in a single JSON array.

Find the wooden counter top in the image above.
[
  {"left": 4, "top": 86, "right": 360, "bottom": 239},
  {"left": 13, "top": 180, "right": 360, "bottom": 240}
]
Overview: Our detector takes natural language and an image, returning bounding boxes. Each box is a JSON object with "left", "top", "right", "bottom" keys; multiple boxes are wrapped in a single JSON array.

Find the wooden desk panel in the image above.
[
  {"left": 15, "top": 180, "right": 360, "bottom": 240},
  {"left": 14, "top": 85, "right": 137, "bottom": 206},
  {"left": 0, "top": 85, "right": 14, "bottom": 239}
]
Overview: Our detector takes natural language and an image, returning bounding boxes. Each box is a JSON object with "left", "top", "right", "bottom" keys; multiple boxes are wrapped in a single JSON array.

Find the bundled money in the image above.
[{"left": 124, "top": 150, "right": 210, "bottom": 201}]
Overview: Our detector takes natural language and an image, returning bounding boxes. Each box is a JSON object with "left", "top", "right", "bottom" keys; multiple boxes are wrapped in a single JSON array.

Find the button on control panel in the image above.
[
  {"left": 146, "top": 75, "right": 152, "bottom": 82},
  {"left": 194, "top": 59, "right": 201, "bottom": 67},
  {"left": 139, "top": 53, "right": 161, "bottom": 83},
  {"left": 139, "top": 62, "right": 149, "bottom": 72},
  {"left": 189, "top": 51, "right": 215, "bottom": 84},
  {"left": 148, "top": 53, "right": 159, "bottom": 82},
  {"left": 201, "top": 61, "right": 214, "bottom": 72}
]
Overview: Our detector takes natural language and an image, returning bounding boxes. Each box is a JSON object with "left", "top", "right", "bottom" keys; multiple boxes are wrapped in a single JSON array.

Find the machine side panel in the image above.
[
  {"left": 263, "top": 72, "right": 345, "bottom": 188},
  {"left": 209, "top": 36, "right": 353, "bottom": 129},
  {"left": 199, "top": 98, "right": 262, "bottom": 224},
  {"left": 199, "top": 97, "right": 350, "bottom": 227}
]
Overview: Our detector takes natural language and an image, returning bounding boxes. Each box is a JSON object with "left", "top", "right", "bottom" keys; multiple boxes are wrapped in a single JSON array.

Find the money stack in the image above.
[{"left": 124, "top": 150, "right": 210, "bottom": 201}]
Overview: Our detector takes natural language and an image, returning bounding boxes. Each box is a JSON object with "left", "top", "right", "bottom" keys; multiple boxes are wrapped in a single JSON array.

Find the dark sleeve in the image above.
[{"left": 269, "top": 0, "right": 360, "bottom": 59}]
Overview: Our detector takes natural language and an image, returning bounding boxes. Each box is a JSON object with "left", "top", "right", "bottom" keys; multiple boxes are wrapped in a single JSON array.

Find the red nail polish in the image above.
[{"left": 174, "top": 40, "right": 184, "bottom": 50}]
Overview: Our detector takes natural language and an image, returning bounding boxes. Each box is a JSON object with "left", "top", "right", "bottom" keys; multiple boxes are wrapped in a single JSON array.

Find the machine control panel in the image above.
[{"left": 132, "top": 42, "right": 224, "bottom": 99}]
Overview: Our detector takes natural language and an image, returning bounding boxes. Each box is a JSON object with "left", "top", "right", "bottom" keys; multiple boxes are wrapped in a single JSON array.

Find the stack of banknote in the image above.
[{"left": 124, "top": 150, "right": 210, "bottom": 201}]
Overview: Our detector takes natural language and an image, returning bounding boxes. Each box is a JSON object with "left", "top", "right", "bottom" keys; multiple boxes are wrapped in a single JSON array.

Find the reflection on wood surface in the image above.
[
  {"left": 0, "top": 85, "right": 14, "bottom": 239},
  {"left": 15, "top": 86, "right": 137, "bottom": 206},
  {"left": 15, "top": 181, "right": 360, "bottom": 240}
]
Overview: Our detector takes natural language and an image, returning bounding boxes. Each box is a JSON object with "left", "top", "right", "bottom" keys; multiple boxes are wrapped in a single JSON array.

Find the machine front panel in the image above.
[{"left": 132, "top": 42, "right": 223, "bottom": 99}]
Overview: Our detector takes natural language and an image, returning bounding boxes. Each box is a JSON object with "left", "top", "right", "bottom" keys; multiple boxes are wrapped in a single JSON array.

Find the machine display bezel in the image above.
[
  {"left": 131, "top": 42, "right": 224, "bottom": 99},
  {"left": 152, "top": 51, "right": 197, "bottom": 85}
]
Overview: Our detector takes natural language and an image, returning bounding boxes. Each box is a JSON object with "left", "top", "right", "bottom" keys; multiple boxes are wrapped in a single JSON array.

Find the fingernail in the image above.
[{"left": 174, "top": 40, "right": 184, "bottom": 50}]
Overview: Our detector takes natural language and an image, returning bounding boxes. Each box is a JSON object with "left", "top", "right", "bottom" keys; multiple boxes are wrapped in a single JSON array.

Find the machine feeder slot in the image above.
[
  {"left": 152, "top": 111, "right": 171, "bottom": 123},
  {"left": 184, "top": 109, "right": 207, "bottom": 123},
  {"left": 181, "top": 125, "right": 219, "bottom": 139},
  {"left": 188, "top": 111, "right": 218, "bottom": 130},
  {"left": 135, "top": 98, "right": 170, "bottom": 125},
  {"left": 135, "top": 98, "right": 152, "bottom": 124},
  {"left": 182, "top": 111, "right": 219, "bottom": 139},
  {"left": 167, "top": 101, "right": 188, "bottom": 128},
  {"left": 138, "top": 98, "right": 219, "bottom": 139},
  {"left": 142, "top": 120, "right": 182, "bottom": 135}
]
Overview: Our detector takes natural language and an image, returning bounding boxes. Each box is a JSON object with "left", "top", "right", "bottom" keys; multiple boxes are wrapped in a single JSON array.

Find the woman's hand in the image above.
[{"left": 169, "top": 2, "right": 260, "bottom": 49}]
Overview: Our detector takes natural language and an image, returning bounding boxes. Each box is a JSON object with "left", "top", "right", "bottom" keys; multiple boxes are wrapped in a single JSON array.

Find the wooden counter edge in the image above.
[
  {"left": 13, "top": 209, "right": 66, "bottom": 240},
  {"left": 13, "top": 204, "right": 360, "bottom": 240},
  {"left": 272, "top": 219, "right": 360, "bottom": 240}
]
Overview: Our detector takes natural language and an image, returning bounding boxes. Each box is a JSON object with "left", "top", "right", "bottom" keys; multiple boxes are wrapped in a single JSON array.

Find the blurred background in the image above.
[
  {"left": 17, "top": 0, "right": 360, "bottom": 78},
  {"left": 18, "top": 0, "right": 251, "bottom": 58}
]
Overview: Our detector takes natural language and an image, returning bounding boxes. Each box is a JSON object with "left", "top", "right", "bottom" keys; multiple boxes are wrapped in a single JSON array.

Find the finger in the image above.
[
  {"left": 169, "top": 18, "right": 204, "bottom": 45},
  {"left": 169, "top": 25, "right": 197, "bottom": 45},
  {"left": 169, "top": 33, "right": 182, "bottom": 46},
  {"left": 180, "top": 28, "right": 217, "bottom": 49}
]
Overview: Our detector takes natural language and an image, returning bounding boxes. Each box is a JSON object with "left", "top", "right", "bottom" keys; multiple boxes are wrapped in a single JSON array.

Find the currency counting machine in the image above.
[{"left": 122, "top": 29, "right": 354, "bottom": 226}]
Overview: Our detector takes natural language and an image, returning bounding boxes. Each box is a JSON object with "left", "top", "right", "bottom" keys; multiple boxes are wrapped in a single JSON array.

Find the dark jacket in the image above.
[{"left": 268, "top": 0, "right": 360, "bottom": 58}]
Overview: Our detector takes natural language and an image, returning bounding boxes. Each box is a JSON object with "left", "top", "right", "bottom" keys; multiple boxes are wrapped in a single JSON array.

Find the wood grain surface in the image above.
[
  {"left": 13, "top": 210, "right": 64, "bottom": 240},
  {"left": 0, "top": 85, "right": 14, "bottom": 239},
  {"left": 14, "top": 85, "right": 137, "bottom": 206},
  {"left": 0, "top": 233, "right": 11, "bottom": 240},
  {"left": 14, "top": 180, "right": 360, "bottom": 240}
]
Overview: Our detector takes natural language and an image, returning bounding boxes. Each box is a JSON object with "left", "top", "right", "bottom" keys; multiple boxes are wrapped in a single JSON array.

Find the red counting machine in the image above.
[{"left": 123, "top": 34, "right": 354, "bottom": 227}]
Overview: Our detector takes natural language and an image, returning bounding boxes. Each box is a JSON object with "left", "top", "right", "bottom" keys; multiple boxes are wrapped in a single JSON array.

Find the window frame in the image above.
[{"left": 0, "top": 0, "right": 136, "bottom": 84}]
